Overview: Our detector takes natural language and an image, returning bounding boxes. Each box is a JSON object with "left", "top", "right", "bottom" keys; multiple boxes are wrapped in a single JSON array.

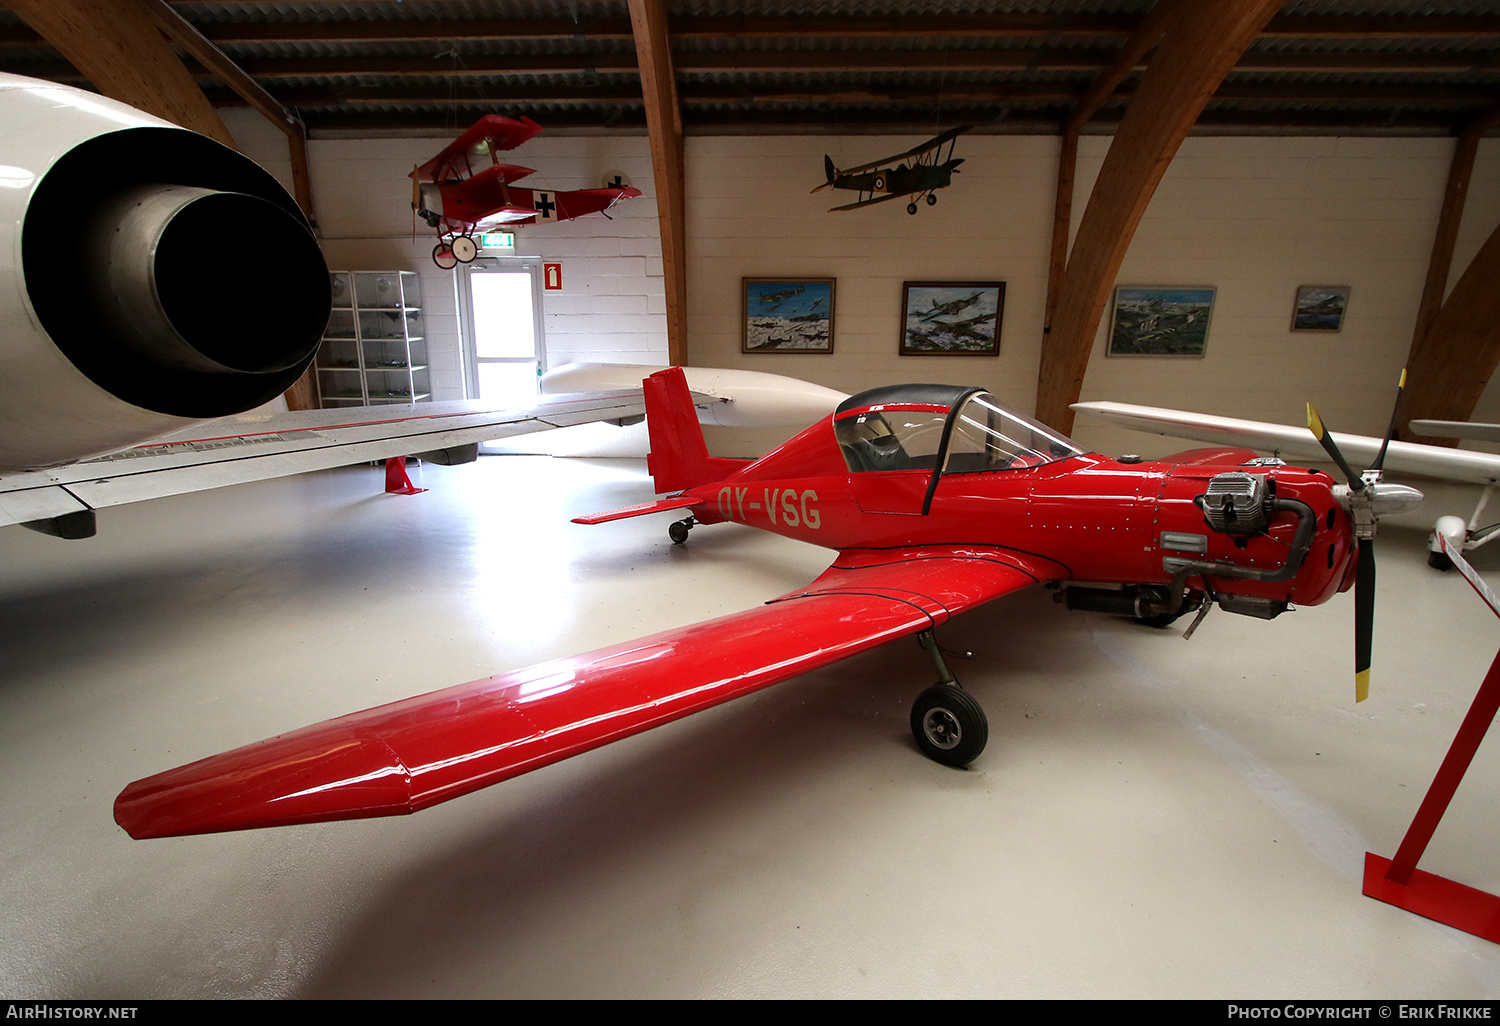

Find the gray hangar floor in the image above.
[{"left": 1, "top": 454, "right": 1499, "bottom": 999}]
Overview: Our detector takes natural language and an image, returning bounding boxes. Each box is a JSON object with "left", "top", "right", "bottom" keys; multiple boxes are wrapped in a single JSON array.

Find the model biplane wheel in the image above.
[
  {"left": 668, "top": 519, "right": 692, "bottom": 545},
  {"left": 926, "top": 193, "right": 937, "bottom": 206},
  {"left": 911, "top": 685, "right": 988, "bottom": 768},
  {"left": 907, "top": 202, "right": 918, "bottom": 215},
  {"left": 432, "top": 243, "right": 458, "bottom": 270},
  {"left": 1428, "top": 549, "right": 1453, "bottom": 571},
  {"left": 451, "top": 235, "right": 478, "bottom": 263}
]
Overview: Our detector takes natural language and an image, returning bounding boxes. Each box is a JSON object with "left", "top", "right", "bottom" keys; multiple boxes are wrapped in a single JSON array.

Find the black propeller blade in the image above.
[{"left": 1304, "top": 369, "right": 1408, "bottom": 704}]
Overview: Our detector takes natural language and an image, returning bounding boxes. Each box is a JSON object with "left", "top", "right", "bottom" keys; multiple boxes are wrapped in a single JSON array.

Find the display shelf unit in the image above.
[{"left": 317, "top": 271, "right": 430, "bottom": 407}]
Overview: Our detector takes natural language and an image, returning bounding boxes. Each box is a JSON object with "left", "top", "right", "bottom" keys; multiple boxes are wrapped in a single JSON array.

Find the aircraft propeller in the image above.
[{"left": 1304, "top": 370, "right": 1421, "bottom": 702}]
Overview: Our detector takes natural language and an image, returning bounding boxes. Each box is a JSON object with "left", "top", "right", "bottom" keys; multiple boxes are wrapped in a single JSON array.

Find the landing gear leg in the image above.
[
  {"left": 668, "top": 516, "right": 696, "bottom": 545},
  {"left": 909, "top": 631, "right": 988, "bottom": 767}
]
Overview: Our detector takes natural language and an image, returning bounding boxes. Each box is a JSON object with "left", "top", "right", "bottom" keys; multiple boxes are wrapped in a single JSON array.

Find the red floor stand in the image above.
[
  {"left": 384, "top": 456, "right": 427, "bottom": 495},
  {"left": 1363, "top": 535, "right": 1500, "bottom": 943}
]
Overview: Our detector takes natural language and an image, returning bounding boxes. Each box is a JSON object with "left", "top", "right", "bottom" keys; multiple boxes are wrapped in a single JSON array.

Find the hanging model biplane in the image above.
[
  {"left": 411, "top": 115, "right": 641, "bottom": 268},
  {"left": 813, "top": 125, "right": 971, "bottom": 214},
  {"left": 114, "top": 367, "right": 1423, "bottom": 839}
]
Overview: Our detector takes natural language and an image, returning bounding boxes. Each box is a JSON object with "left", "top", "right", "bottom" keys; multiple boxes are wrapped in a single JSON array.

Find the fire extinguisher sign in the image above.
[{"left": 543, "top": 263, "right": 563, "bottom": 290}]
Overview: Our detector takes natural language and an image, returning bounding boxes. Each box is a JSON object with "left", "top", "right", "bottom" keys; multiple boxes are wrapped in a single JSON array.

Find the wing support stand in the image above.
[
  {"left": 1362, "top": 534, "right": 1500, "bottom": 944},
  {"left": 384, "top": 456, "right": 427, "bottom": 495}
]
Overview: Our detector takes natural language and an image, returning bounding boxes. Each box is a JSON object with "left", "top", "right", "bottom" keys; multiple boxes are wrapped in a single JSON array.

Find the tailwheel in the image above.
[
  {"left": 910, "top": 685, "right": 988, "bottom": 767},
  {"left": 668, "top": 516, "right": 696, "bottom": 545}
]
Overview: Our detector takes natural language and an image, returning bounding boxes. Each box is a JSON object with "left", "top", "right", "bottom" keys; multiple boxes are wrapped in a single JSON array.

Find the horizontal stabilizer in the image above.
[{"left": 571, "top": 495, "right": 702, "bottom": 525}]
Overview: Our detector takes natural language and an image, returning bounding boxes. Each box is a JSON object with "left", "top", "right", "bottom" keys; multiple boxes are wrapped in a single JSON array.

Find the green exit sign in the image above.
[{"left": 479, "top": 232, "right": 515, "bottom": 250}]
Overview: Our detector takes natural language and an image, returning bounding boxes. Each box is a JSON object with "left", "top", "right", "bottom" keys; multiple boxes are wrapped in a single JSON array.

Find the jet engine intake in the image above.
[{"left": 0, "top": 74, "right": 331, "bottom": 471}]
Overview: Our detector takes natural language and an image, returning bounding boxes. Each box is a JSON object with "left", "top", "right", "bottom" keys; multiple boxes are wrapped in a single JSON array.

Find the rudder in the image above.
[{"left": 644, "top": 367, "right": 741, "bottom": 493}]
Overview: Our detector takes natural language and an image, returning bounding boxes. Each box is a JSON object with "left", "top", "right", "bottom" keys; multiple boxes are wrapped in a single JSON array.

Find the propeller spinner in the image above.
[{"left": 1305, "top": 371, "right": 1423, "bottom": 702}]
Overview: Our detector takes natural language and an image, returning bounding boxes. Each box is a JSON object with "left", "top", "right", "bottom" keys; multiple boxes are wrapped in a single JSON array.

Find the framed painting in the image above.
[
  {"left": 899, "top": 281, "right": 1005, "bottom": 356},
  {"left": 1107, "top": 286, "right": 1215, "bottom": 357},
  {"left": 1291, "top": 286, "right": 1351, "bottom": 332},
  {"left": 742, "top": 278, "right": 835, "bottom": 353}
]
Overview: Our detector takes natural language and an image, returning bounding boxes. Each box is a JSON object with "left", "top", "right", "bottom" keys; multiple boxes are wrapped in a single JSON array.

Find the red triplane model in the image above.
[
  {"left": 113, "top": 369, "right": 1422, "bottom": 839},
  {"left": 411, "top": 114, "right": 640, "bottom": 268}
]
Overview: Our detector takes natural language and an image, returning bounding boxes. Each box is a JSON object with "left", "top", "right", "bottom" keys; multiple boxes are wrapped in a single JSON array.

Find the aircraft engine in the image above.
[{"left": 0, "top": 75, "right": 331, "bottom": 472}]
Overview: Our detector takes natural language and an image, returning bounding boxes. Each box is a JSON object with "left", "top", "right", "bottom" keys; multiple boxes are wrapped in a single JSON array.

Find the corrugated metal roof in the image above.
[{"left": 1, "top": 1, "right": 1497, "bottom": 136}]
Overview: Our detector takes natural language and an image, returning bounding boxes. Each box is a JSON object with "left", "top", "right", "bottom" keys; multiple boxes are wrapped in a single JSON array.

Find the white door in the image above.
[{"left": 459, "top": 259, "right": 544, "bottom": 406}]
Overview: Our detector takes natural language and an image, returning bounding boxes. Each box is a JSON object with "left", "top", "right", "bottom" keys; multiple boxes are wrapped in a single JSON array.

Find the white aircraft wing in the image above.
[
  {"left": 1072, "top": 401, "right": 1500, "bottom": 486},
  {"left": 0, "top": 390, "right": 648, "bottom": 533},
  {"left": 1410, "top": 419, "right": 1500, "bottom": 444}
]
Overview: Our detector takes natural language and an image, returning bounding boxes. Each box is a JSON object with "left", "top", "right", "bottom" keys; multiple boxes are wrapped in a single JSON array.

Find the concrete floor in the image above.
[{"left": 2, "top": 453, "right": 1500, "bottom": 998}]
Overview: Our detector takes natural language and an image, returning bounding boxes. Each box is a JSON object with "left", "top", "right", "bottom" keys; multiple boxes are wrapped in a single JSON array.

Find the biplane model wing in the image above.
[
  {"left": 812, "top": 125, "right": 972, "bottom": 190},
  {"left": 413, "top": 114, "right": 542, "bottom": 182},
  {"left": 814, "top": 125, "right": 971, "bottom": 215}
]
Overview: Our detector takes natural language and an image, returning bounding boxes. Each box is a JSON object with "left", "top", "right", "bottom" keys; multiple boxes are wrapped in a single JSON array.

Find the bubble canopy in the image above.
[{"left": 833, "top": 385, "right": 1084, "bottom": 478}]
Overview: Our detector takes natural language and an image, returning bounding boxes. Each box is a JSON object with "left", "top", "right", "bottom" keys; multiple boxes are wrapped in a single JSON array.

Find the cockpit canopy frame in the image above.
[{"left": 833, "top": 384, "right": 1085, "bottom": 514}]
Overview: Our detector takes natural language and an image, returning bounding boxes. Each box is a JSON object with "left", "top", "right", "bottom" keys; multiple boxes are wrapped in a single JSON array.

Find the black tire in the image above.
[
  {"left": 1428, "top": 549, "right": 1453, "bottom": 572},
  {"left": 926, "top": 193, "right": 937, "bottom": 206},
  {"left": 668, "top": 520, "right": 690, "bottom": 545},
  {"left": 910, "top": 685, "right": 988, "bottom": 767},
  {"left": 907, "top": 202, "right": 918, "bottom": 215}
]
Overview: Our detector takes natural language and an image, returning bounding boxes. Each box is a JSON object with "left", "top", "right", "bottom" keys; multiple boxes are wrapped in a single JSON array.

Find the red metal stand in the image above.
[
  {"left": 384, "top": 456, "right": 426, "bottom": 495},
  {"left": 1362, "top": 535, "right": 1500, "bottom": 942}
]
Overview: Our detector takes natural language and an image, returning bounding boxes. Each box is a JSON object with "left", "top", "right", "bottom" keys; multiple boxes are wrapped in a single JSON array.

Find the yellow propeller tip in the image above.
[
  {"left": 1307, "top": 402, "right": 1326, "bottom": 440},
  {"left": 1355, "top": 669, "right": 1370, "bottom": 704}
]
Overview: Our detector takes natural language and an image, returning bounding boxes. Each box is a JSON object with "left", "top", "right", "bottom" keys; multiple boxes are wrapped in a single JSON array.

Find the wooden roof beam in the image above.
[
  {"left": 6, "top": 0, "right": 233, "bottom": 145},
  {"left": 628, "top": 0, "right": 687, "bottom": 367},
  {"left": 1036, "top": 0, "right": 1284, "bottom": 434}
]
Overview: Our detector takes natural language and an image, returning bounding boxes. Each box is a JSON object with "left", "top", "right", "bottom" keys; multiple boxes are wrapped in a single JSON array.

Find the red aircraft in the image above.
[
  {"left": 411, "top": 114, "right": 641, "bottom": 268},
  {"left": 113, "top": 369, "right": 1422, "bottom": 839}
]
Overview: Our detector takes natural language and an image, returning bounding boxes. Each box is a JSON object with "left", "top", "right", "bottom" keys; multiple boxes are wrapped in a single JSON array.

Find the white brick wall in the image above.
[{"left": 223, "top": 108, "right": 1500, "bottom": 461}]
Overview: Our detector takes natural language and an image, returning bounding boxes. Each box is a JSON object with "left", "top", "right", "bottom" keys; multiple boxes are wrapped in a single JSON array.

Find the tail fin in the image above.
[{"left": 644, "top": 367, "right": 742, "bottom": 493}]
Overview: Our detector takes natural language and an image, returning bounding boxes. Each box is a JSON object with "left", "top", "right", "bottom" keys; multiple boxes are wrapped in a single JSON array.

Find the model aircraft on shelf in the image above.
[
  {"left": 113, "top": 367, "right": 1421, "bottom": 839},
  {"left": 0, "top": 75, "right": 833, "bottom": 540},
  {"left": 813, "top": 125, "right": 970, "bottom": 214},
  {"left": 410, "top": 115, "right": 641, "bottom": 268},
  {"left": 1073, "top": 398, "right": 1500, "bottom": 570}
]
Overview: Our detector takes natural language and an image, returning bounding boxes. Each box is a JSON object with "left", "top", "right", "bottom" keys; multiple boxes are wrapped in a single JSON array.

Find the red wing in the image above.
[
  {"left": 414, "top": 115, "right": 544, "bottom": 181},
  {"left": 113, "top": 545, "right": 1050, "bottom": 838}
]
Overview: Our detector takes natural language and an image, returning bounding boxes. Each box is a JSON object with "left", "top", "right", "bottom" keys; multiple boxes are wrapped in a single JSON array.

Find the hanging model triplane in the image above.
[
  {"left": 813, "top": 125, "right": 971, "bottom": 214},
  {"left": 410, "top": 115, "right": 641, "bottom": 268},
  {"left": 115, "top": 369, "right": 1423, "bottom": 838}
]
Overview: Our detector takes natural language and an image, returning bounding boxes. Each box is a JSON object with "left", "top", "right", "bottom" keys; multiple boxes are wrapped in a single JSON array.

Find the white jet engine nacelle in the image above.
[{"left": 0, "top": 75, "right": 330, "bottom": 472}]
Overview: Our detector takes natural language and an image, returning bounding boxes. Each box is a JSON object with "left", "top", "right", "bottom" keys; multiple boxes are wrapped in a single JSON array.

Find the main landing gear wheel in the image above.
[
  {"left": 451, "top": 235, "right": 478, "bottom": 263},
  {"left": 926, "top": 193, "right": 937, "bottom": 206},
  {"left": 910, "top": 685, "right": 988, "bottom": 767},
  {"left": 432, "top": 242, "right": 458, "bottom": 269},
  {"left": 907, "top": 202, "right": 919, "bottom": 215}
]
